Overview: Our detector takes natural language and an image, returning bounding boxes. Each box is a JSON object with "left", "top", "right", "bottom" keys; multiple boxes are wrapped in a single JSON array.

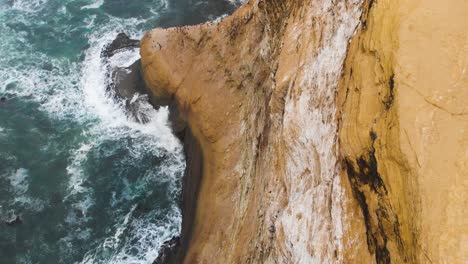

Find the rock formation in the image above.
[
  {"left": 141, "top": 0, "right": 467, "bottom": 263},
  {"left": 102, "top": 33, "right": 140, "bottom": 58},
  {"left": 102, "top": 33, "right": 158, "bottom": 123},
  {"left": 337, "top": 0, "right": 467, "bottom": 263}
]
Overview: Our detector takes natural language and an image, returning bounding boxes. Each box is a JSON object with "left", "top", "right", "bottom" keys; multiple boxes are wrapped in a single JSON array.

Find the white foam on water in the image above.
[
  {"left": 64, "top": 142, "right": 95, "bottom": 224},
  {"left": 0, "top": 57, "right": 88, "bottom": 121},
  {"left": 65, "top": 14, "right": 185, "bottom": 264},
  {"left": 213, "top": 14, "right": 228, "bottom": 24},
  {"left": 11, "top": 0, "right": 47, "bottom": 13},
  {"left": 81, "top": 0, "right": 104, "bottom": 10},
  {"left": 13, "top": 196, "right": 45, "bottom": 212},
  {"left": 66, "top": 144, "right": 93, "bottom": 196},
  {"left": 107, "top": 49, "right": 141, "bottom": 68},
  {"left": 1, "top": 3, "right": 186, "bottom": 263},
  {"left": 79, "top": 19, "right": 183, "bottom": 151},
  {"left": 5, "top": 168, "right": 45, "bottom": 212},
  {"left": 83, "top": 14, "right": 97, "bottom": 29},
  {"left": 109, "top": 208, "right": 182, "bottom": 263},
  {"left": 227, "top": 0, "right": 247, "bottom": 6},
  {"left": 81, "top": 205, "right": 182, "bottom": 264},
  {"left": 9, "top": 168, "right": 29, "bottom": 195}
]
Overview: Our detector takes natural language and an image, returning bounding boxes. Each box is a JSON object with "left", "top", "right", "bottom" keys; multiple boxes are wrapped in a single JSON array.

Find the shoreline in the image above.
[
  {"left": 141, "top": 0, "right": 468, "bottom": 263},
  {"left": 150, "top": 101, "right": 204, "bottom": 264}
]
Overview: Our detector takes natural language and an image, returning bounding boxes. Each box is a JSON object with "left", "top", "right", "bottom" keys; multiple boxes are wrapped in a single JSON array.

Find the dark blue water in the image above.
[{"left": 0, "top": 0, "right": 240, "bottom": 263}]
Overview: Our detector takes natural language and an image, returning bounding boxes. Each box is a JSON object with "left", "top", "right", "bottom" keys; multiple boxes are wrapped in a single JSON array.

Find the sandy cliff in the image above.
[
  {"left": 338, "top": 0, "right": 467, "bottom": 262},
  {"left": 141, "top": 0, "right": 467, "bottom": 263}
]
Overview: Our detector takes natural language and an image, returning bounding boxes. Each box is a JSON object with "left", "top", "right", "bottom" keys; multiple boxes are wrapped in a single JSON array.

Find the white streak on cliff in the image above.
[{"left": 276, "top": 1, "right": 363, "bottom": 263}]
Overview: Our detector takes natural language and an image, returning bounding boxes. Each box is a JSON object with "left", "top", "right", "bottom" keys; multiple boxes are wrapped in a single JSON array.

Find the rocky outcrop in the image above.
[
  {"left": 109, "top": 60, "right": 155, "bottom": 123},
  {"left": 102, "top": 33, "right": 140, "bottom": 58},
  {"left": 102, "top": 33, "right": 159, "bottom": 123},
  {"left": 142, "top": 1, "right": 370, "bottom": 262},
  {"left": 141, "top": 0, "right": 467, "bottom": 263}
]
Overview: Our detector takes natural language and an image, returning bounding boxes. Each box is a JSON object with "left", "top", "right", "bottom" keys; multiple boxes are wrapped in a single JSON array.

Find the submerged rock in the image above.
[
  {"left": 0, "top": 96, "right": 7, "bottom": 107},
  {"left": 5, "top": 214, "right": 22, "bottom": 226},
  {"left": 101, "top": 32, "right": 140, "bottom": 58}
]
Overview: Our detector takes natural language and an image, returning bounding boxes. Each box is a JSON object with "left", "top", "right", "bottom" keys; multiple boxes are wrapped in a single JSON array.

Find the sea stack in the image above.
[{"left": 141, "top": 0, "right": 467, "bottom": 263}]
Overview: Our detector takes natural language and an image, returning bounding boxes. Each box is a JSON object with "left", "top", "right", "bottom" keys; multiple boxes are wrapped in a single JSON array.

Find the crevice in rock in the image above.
[
  {"left": 384, "top": 74, "right": 395, "bottom": 110},
  {"left": 407, "top": 85, "right": 468, "bottom": 116},
  {"left": 344, "top": 131, "right": 407, "bottom": 264},
  {"left": 360, "top": 0, "right": 377, "bottom": 30}
]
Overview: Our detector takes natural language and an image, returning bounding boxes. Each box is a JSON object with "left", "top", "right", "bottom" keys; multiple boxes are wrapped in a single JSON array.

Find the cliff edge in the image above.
[{"left": 141, "top": 0, "right": 467, "bottom": 263}]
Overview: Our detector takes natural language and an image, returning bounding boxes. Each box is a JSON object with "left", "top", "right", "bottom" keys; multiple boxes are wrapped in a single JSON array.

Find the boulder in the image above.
[
  {"left": 101, "top": 33, "right": 140, "bottom": 58},
  {"left": 108, "top": 60, "right": 152, "bottom": 123}
]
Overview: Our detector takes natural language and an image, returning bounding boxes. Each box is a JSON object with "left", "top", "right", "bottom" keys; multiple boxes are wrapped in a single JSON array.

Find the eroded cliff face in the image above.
[
  {"left": 338, "top": 0, "right": 467, "bottom": 263},
  {"left": 141, "top": 0, "right": 467, "bottom": 263}
]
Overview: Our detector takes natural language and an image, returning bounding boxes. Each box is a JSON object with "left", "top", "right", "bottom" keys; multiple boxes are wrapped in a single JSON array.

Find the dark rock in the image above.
[
  {"left": 268, "top": 224, "right": 275, "bottom": 233},
  {"left": 102, "top": 33, "right": 188, "bottom": 127},
  {"left": 154, "top": 128, "right": 203, "bottom": 264},
  {"left": 153, "top": 236, "right": 181, "bottom": 264},
  {"left": 0, "top": 97, "right": 7, "bottom": 106},
  {"left": 102, "top": 33, "right": 140, "bottom": 58},
  {"left": 108, "top": 60, "right": 152, "bottom": 123},
  {"left": 100, "top": 33, "right": 148, "bottom": 123},
  {"left": 135, "top": 202, "right": 152, "bottom": 215},
  {"left": 345, "top": 144, "right": 404, "bottom": 264},
  {"left": 101, "top": 33, "right": 151, "bottom": 123},
  {"left": 110, "top": 60, "right": 147, "bottom": 99},
  {"left": 41, "top": 62, "right": 54, "bottom": 71},
  {"left": 384, "top": 74, "right": 395, "bottom": 110},
  {"left": 5, "top": 214, "right": 22, "bottom": 226},
  {"left": 168, "top": 101, "right": 187, "bottom": 139},
  {"left": 73, "top": 208, "right": 84, "bottom": 218}
]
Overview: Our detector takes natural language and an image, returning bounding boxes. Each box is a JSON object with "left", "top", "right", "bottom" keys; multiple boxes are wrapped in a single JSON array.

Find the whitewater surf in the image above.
[{"left": 0, "top": 0, "right": 239, "bottom": 263}]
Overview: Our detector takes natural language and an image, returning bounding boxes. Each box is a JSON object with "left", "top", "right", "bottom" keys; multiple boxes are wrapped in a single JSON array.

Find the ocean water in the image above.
[{"left": 0, "top": 0, "right": 239, "bottom": 263}]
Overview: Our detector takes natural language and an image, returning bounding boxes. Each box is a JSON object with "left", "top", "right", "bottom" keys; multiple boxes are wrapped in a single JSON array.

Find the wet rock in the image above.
[
  {"left": 0, "top": 97, "right": 7, "bottom": 107},
  {"left": 41, "top": 62, "right": 54, "bottom": 71},
  {"left": 102, "top": 32, "right": 188, "bottom": 129},
  {"left": 168, "top": 102, "right": 187, "bottom": 140},
  {"left": 100, "top": 33, "right": 154, "bottom": 123},
  {"left": 109, "top": 60, "right": 152, "bottom": 123},
  {"left": 5, "top": 214, "right": 22, "bottom": 226},
  {"left": 153, "top": 236, "right": 181, "bottom": 264},
  {"left": 110, "top": 60, "right": 146, "bottom": 99},
  {"left": 101, "top": 33, "right": 140, "bottom": 58},
  {"left": 135, "top": 202, "right": 152, "bottom": 215}
]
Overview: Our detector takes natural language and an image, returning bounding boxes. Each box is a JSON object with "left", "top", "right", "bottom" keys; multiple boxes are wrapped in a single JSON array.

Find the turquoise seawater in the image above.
[{"left": 0, "top": 0, "right": 239, "bottom": 263}]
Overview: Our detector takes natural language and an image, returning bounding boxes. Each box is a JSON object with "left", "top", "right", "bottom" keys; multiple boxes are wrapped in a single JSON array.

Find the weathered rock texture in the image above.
[
  {"left": 141, "top": 0, "right": 467, "bottom": 263},
  {"left": 338, "top": 0, "right": 467, "bottom": 263}
]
